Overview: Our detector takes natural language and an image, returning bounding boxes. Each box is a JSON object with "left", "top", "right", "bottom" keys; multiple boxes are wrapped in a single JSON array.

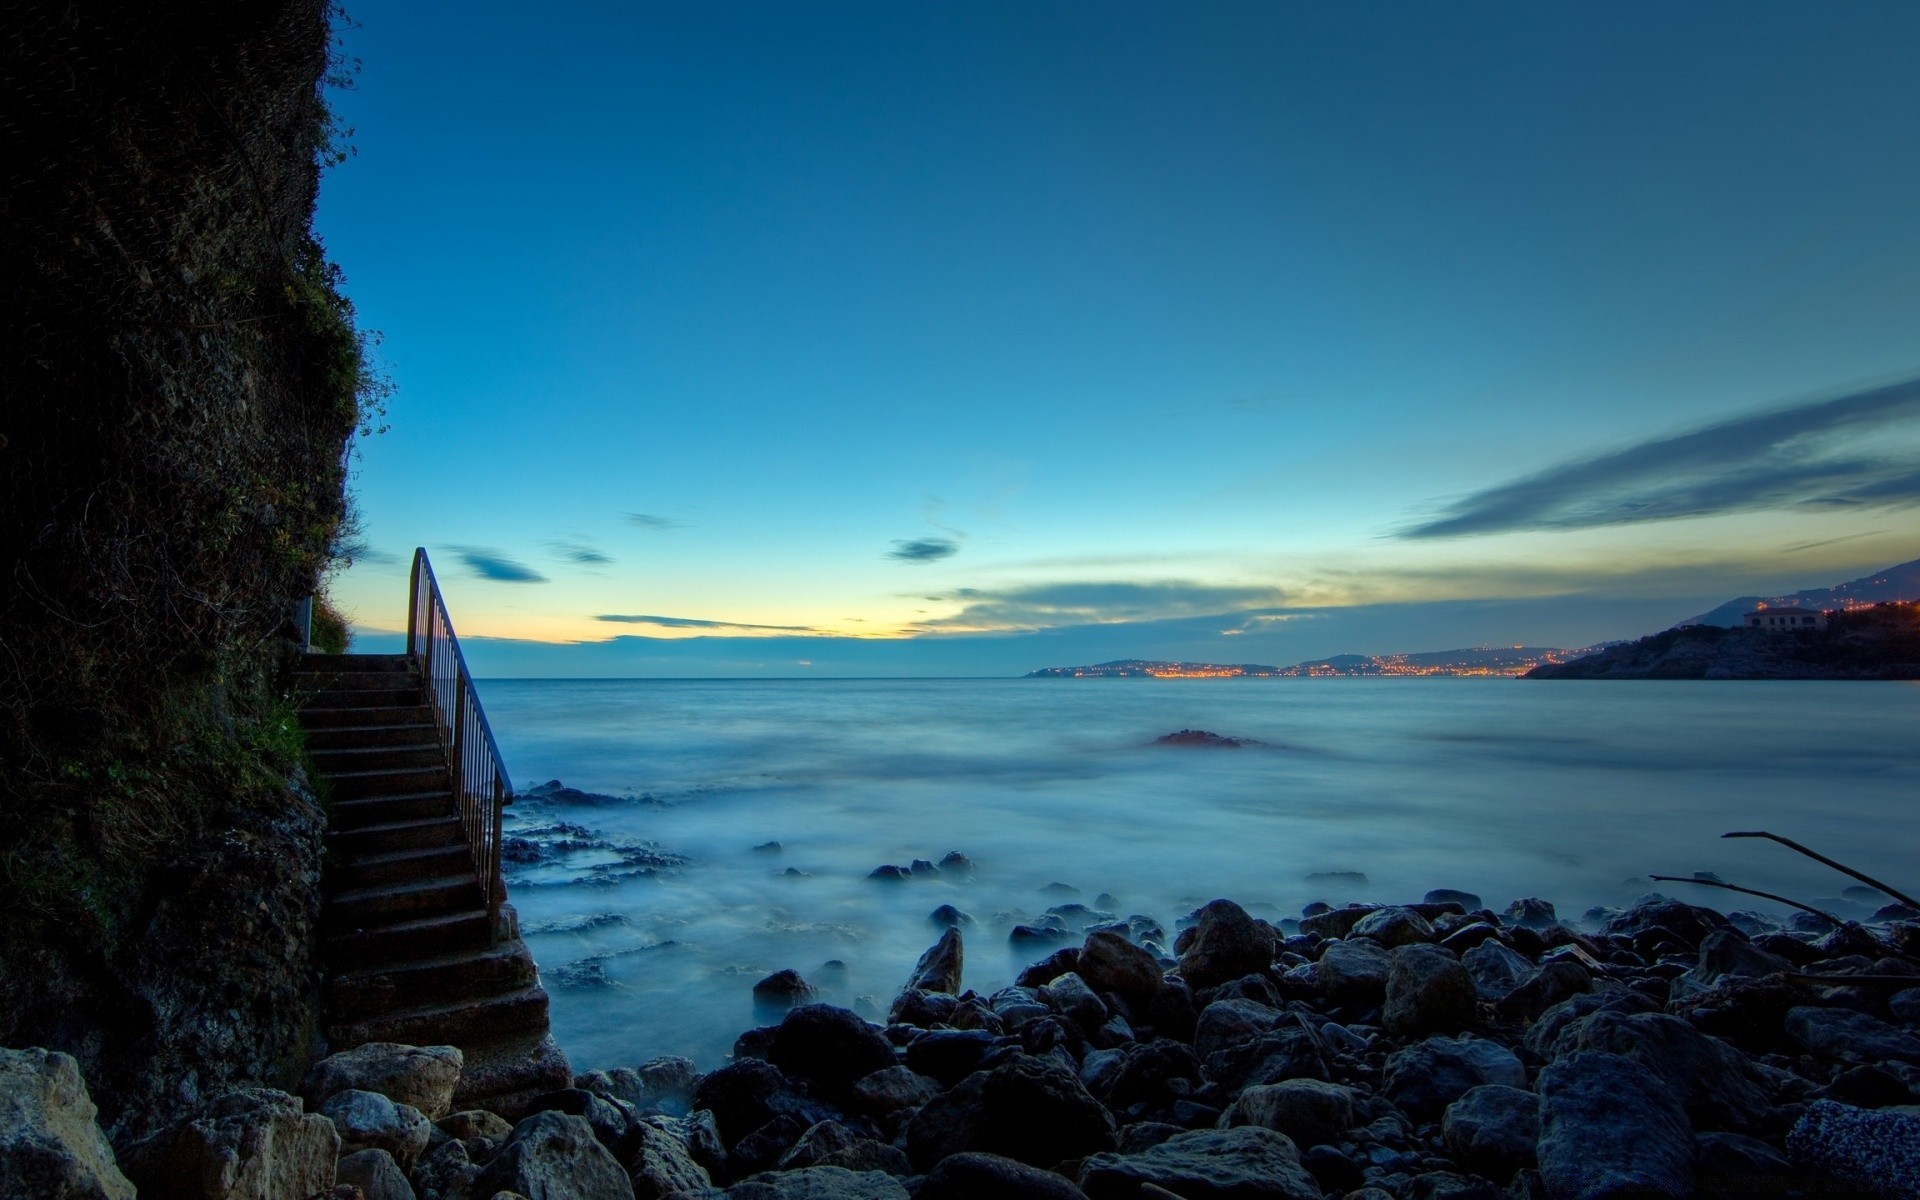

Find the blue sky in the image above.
[{"left": 321, "top": 2, "right": 1920, "bottom": 675}]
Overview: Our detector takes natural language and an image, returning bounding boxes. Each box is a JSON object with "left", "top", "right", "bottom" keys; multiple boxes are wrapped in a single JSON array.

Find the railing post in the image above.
[
  {"left": 406, "top": 550, "right": 422, "bottom": 658},
  {"left": 488, "top": 782, "right": 505, "bottom": 936}
]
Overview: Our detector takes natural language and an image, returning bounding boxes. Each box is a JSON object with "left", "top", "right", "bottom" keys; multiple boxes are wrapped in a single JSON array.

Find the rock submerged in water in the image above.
[{"left": 1153, "top": 728, "right": 1258, "bottom": 748}]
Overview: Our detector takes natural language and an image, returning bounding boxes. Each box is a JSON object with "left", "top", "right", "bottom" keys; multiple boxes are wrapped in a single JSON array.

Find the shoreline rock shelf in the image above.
[{"left": 8, "top": 892, "right": 1920, "bottom": 1199}]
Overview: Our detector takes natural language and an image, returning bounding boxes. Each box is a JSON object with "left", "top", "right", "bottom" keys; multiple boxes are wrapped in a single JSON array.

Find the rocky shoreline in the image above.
[{"left": 10, "top": 886, "right": 1920, "bottom": 1199}]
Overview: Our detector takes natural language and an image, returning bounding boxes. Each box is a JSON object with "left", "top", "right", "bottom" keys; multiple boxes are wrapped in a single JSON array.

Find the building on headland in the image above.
[{"left": 1743, "top": 605, "right": 1828, "bottom": 632}]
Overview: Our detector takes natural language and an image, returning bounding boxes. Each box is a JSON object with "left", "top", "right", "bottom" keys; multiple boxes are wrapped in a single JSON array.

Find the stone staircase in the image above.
[{"left": 296, "top": 652, "right": 570, "bottom": 1115}]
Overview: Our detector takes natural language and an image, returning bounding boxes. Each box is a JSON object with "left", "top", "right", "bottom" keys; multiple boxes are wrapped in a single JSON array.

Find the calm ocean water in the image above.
[{"left": 475, "top": 677, "right": 1920, "bottom": 1072}]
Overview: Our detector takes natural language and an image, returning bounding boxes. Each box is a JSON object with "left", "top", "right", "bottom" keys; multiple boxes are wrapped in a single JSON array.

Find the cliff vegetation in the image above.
[{"left": 1527, "top": 603, "right": 1920, "bottom": 680}]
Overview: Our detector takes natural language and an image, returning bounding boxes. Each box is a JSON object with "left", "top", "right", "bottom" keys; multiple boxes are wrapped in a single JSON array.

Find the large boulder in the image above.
[
  {"left": 918, "top": 1150, "right": 1090, "bottom": 1199},
  {"left": 1383, "top": 944, "right": 1477, "bottom": 1036},
  {"left": 575, "top": 1056, "right": 698, "bottom": 1117},
  {"left": 1553, "top": 1010, "right": 1771, "bottom": 1131},
  {"left": 333, "top": 1148, "right": 413, "bottom": 1200},
  {"left": 1382, "top": 1037, "right": 1526, "bottom": 1121},
  {"left": 1315, "top": 939, "right": 1392, "bottom": 1006},
  {"left": 690, "top": 1060, "right": 836, "bottom": 1148},
  {"left": 0, "top": 1047, "right": 135, "bottom": 1200},
  {"left": 1352, "top": 906, "right": 1435, "bottom": 948},
  {"left": 1220, "top": 1079, "right": 1355, "bottom": 1148},
  {"left": 1177, "top": 900, "right": 1274, "bottom": 989},
  {"left": 471, "top": 1110, "right": 633, "bottom": 1200},
  {"left": 769, "top": 1006, "right": 898, "bottom": 1105},
  {"left": 725, "top": 1165, "right": 909, "bottom": 1199},
  {"left": 1536, "top": 1052, "right": 1692, "bottom": 1200},
  {"left": 301, "top": 1043, "right": 463, "bottom": 1119},
  {"left": 1460, "top": 940, "right": 1534, "bottom": 1003},
  {"left": 1786, "top": 1099, "right": 1920, "bottom": 1198},
  {"left": 1192, "top": 999, "right": 1284, "bottom": 1061},
  {"left": 1078, "top": 931, "right": 1163, "bottom": 999},
  {"left": 1078, "top": 1126, "right": 1321, "bottom": 1200},
  {"left": 120, "top": 1086, "right": 338, "bottom": 1200},
  {"left": 319, "top": 1088, "right": 432, "bottom": 1172},
  {"left": 905, "top": 1055, "right": 1115, "bottom": 1171},
  {"left": 849, "top": 1066, "right": 939, "bottom": 1117},
  {"left": 1441, "top": 1085, "right": 1538, "bottom": 1181},
  {"left": 625, "top": 1120, "right": 712, "bottom": 1199},
  {"left": 905, "top": 929, "right": 965, "bottom": 994},
  {"left": 1667, "top": 930, "right": 1793, "bottom": 1003},
  {"left": 1785, "top": 1006, "right": 1920, "bottom": 1066}
]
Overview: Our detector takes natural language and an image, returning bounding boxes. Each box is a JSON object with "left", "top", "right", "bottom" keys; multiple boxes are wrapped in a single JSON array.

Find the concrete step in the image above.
[
  {"left": 301, "top": 684, "right": 426, "bottom": 710},
  {"left": 335, "top": 842, "right": 475, "bottom": 890},
  {"left": 330, "top": 792, "right": 456, "bottom": 830},
  {"left": 328, "top": 983, "right": 551, "bottom": 1048},
  {"left": 309, "top": 743, "right": 444, "bottom": 773},
  {"left": 300, "top": 703, "right": 435, "bottom": 731},
  {"left": 449, "top": 1031, "right": 575, "bottom": 1122},
  {"left": 328, "top": 815, "right": 466, "bottom": 856},
  {"left": 328, "top": 941, "right": 540, "bottom": 1022},
  {"left": 299, "top": 653, "right": 415, "bottom": 673},
  {"left": 329, "top": 873, "right": 482, "bottom": 929},
  {"left": 327, "top": 910, "right": 493, "bottom": 969},
  {"left": 322, "top": 766, "right": 449, "bottom": 801},
  {"left": 304, "top": 722, "right": 438, "bottom": 751},
  {"left": 295, "top": 666, "right": 421, "bottom": 690}
]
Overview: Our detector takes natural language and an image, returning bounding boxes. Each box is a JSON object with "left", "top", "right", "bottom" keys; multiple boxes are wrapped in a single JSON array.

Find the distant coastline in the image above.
[
  {"left": 1026, "top": 646, "right": 1609, "bottom": 679},
  {"left": 1528, "top": 601, "right": 1920, "bottom": 679}
]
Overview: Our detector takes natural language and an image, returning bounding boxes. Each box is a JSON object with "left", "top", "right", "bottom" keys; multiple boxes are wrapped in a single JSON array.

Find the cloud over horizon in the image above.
[
  {"left": 550, "top": 540, "right": 612, "bottom": 566},
  {"left": 625, "top": 512, "right": 684, "bottom": 531},
  {"left": 596, "top": 613, "right": 824, "bottom": 634},
  {"left": 1400, "top": 377, "right": 1920, "bottom": 539},
  {"left": 449, "top": 546, "right": 548, "bottom": 583},
  {"left": 919, "top": 580, "right": 1292, "bottom": 632},
  {"left": 887, "top": 538, "right": 960, "bottom": 563}
]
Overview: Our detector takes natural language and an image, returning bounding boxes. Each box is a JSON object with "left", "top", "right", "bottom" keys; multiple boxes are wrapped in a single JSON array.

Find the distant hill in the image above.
[
  {"left": 1025, "top": 645, "right": 1612, "bottom": 679},
  {"left": 1532, "top": 601, "right": 1920, "bottom": 679},
  {"left": 1679, "top": 556, "right": 1920, "bottom": 627}
]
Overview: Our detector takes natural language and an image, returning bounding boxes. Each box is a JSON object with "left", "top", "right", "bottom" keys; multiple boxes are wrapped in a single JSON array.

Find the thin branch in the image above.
[
  {"left": 1723, "top": 831, "right": 1920, "bottom": 910},
  {"left": 1647, "top": 875, "right": 1844, "bottom": 926},
  {"left": 1787, "top": 973, "right": 1920, "bottom": 987}
]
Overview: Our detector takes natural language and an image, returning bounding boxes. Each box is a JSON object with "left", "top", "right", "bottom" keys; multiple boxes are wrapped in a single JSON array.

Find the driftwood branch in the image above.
[
  {"left": 1647, "top": 875, "right": 1844, "bottom": 926},
  {"left": 1788, "top": 973, "right": 1920, "bottom": 987},
  {"left": 1722, "top": 831, "right": 1919, "bottom": 910}
]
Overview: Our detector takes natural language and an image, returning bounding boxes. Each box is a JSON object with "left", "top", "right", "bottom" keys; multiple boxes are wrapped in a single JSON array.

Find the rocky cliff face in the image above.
[
  {"left": 1528, "top": 603, "right": 1920, "bottom": 680},
  {"left": 0, "top": 0, "right": 364, "bottom": 1141}
]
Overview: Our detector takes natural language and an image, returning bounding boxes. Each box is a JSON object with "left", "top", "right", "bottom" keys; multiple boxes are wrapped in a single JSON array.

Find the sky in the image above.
[{"left": 319, "top": 2, "right": 1920, "bottom": 676}]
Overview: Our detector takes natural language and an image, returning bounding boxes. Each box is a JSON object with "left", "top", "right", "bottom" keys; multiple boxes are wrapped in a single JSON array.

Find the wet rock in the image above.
[
  {"left": 1201, "top": 1026, "right": 1326, "bottom": 1093},
  {"left": 1786, "top": 1099, "right": 1920, "bottom": 1198},
  {"left": 979, "top": 1054, "right": 1118, "bottom": 1167},
  {"left": 905, "top": 1029, "right": 1006, "bottom": 1088},
  {"left": 903, "top": 1073, "right": 990, "bottom": 1169},
  {"left": 1441, "top": 1085, "right": 1538, "bottom": 1181},
  {"left": 1316, "top": 938, "right": 1393, "bottom": 1006},
  {"left": 1155, "top": 729, "right": 1255, "bottom": 748},
  {"left": 640, "top": 1110, "right": 726, "bottom": 1182},
  {"left": 1384, "top": 944, "right": 1477, "bottom": 1036},
  {"left": 1011, "top": 923, "right": 1075, "bottom": 948},
  {"left": 334, "top": 1149, "right": 412, "bottom": 1200},
  {"left": 940, "top": 851, "right": 976, "bottom": 873},
  {"left": 918, "top": 1150, "right": 1090, "bottom": 1199},
  {"left": 1079, "top": 930, "right": 1164, "bottom": 999},
  {"left": 1016, "top": 948, "right": 1082, "bottom": 989},
  {"left": 730, "top": 1113, "right": 811, "bottom": 1178},
  {"left": 1178, "top": 900, "right": 1274, "bottom": 989},
  {"left": 1078, "top": 1126, "right": 1321, "bottom": 1200},
  {"left": 1041, "top": 972, "right": 1110, "bottom": 1032},
  {"left": 770, "top": 1006, "right": 898, "bottom": 1106},
  {"left": 726, "top": 1165, "right": 908, "bottom": 1198},
  {"left": 1382, "top": 1037, "right": 1526, "bottom": 1121},
  {"left": 887, "top": 988, "right": 958, "bottom": 1028},
  {"left": 1440, "top": 922, "right": 1503, "bottom": 955},
  {"left": 321, "top": 1089, "right": 432, "bottom": 1172},
  {"left": 929, "top": 904, "right": 974, "bottom": 929},
  {"left": 754, "top": 970, "right": 820, "bottom": 1012},
  {"left": 1524, "top": 987, "right": 1659, "bottom": 1059},
  {"left": 1300, "top": 904, "right": 1378, "bottom": 940},
  {"left": 1785, "top": 1005, "right": 1920, "bottom": 1066},
  {"left": 437, "top": 1109, "right": 512, "bottom": 1142},
  {"left": 1193, "top": 999, "right": 1285, "bottom": 1061},
  {"left": 526, "top": 1087, "right": 630, "bottom": 1153},
  {"left": 1553, "top": 1010, "right": 1773, "bottom": 1131},
  {"left": 1221, "top": 1079, "right": 1354, "bottom": 1147},
  {"left": 1494, "top": 960, "right": 1591, "bottom": 1023},
  {"left": 1461, "top": 940, "right": 1533, "bottom": 1003},
  {"left": 472, "top": 1110, "right": 632, "bottom": 1199},
  {"left": 1890, "top": 987, "right": 1920, "bottom": 1023},
  {"left": 301, "top": 1043, "right": 464, "bottom": 1120},
  {"left": 121, "top": 1087, "right": 339, "bottom": 1200},
  {"left": 576, "top": 1057, "right": 699, "bottom": 1117},
  {"left": 1502, "top": 898, "right": 1558, "bottom": 931},
  {"left": 1694, "top": 1132, "right": 1794, "bottom": 1190},
  {"left": 905, "top": 928, "right": 965, "bottom": 994},
  {"left": 869, "top": 865, "right": 910, "bottom": 881},
  {"left": 0, "top": 1047, "right": 134, "bottom": 1200},
  {"left": 690, "top": 1061, "right": 836, "bottom": 1149},
  {"left": 775, "top": 1120, "right": 909, "bottom": 1177},
  {"left": 1537, "top": 1052, "right": 1692, "bottom": 1200},
  {"left": 1097, "top": 1040, "right": 1203, "bottom": 1111},
  {"left": 849, "top": 1067, "right": 939, "bottom": 1117},
  {"left": 1668, "top": 930, "right": 1793, "bottom": 1003},
  {"left": 1353, "top": 906, "right": 1436, "bottom": 948},
  {"left": 1426, "top": 889, "right": 1484, "bottom": 910},
  {"left": 1601, "top": 898, "right": 1728, "bottom": 948}
]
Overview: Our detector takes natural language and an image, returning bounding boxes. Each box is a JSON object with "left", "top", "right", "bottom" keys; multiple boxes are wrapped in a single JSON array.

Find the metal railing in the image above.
[{"left": 407, "top": 548, "right": 513, "bottom": 934}]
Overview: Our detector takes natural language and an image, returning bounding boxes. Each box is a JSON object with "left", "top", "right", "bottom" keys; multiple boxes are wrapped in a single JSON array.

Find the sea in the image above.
[{"left": 476, "top": 677, "right": 1920, "bottom": 1073}]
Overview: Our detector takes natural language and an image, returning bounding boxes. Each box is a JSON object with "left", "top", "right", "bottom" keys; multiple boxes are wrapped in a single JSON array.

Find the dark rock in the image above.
[
  {"left": 1220, "top": 1079, "right": 1354, "bottom": 1147},
  {"left": 904, "top": 1074, "right": 990, "bottom": 1169},
  {"left": 727, "top": 1164, "right": 909, "bottom": 1199},
  {"left": 848, "top": 1066, "right": 939, "bottom": 1117},
  {"left": 1079, "top": 931, "right": 1164, "bottom": 999},
  {"left": 472, "top": 1111, "right": 635, "bottom": 1200},
  {"left": 1823, "top": 1064, "right": 1917, "bottom": 1108},
  {"left": 734, "top": 1026, "right": 778, "bottom": 1062},
  {"left": 1537, "top": 1052, "right": 1693, "bottom": 1200},
  {"left": 1117, "top": 1122, "right": 1184, "bottom": 1154},
  {"left": 522, "top": 1087, "right": 627, "bottom": 1154},
  {"left": 334, "top": 1148, "right": 410, "bottom": 1200},
  {"left": 1155, "top": 729, "right": 1255, "bottom": 748},
  {"left": 1502, "top": 898, "right": 1558, "bottom": 931},
  {"left": 1553, "top": 1010, "right": 1773, "bottom": 1131},
  {"left": 1201, "top": 1027, "right": 1326, "bottom": 1092},
  {"left": 1011, "top": 924, "right": 1075, "bottom": 948},
  {"left": 1408, "top": 1172, "right": 1504, "bottom": 1200},
  {"left": 904, "top": 929, "right": 965, "bottom": 995},
  {"left": 1382, "top": 1036, "right": 1526, "bottom": 1121},
  {"left": 1042, "top": 882, "right": 1082, "bottom": 897},
  {"left": 1301, "top": 1142, "right": 1366, "bottom": 1193},
  {"left": 911, "top": 859, "right": 940, "bottom": 876},
  {"left": 773, "top": 1120, "right": 859, "bottom": 1171},
  {"left": 1193, "top": 999, "right": 1285, "bottom": 1061},
  {"left": 576, "top": 1056, "right": 699, "bottom": 1117},
  {"left": 1353, "top": 906, "right": 1436, "bottom": 948},
  {"left": 869, "top": 865, "right": 910, "bottom": 881},
  {"left": 1693, "top": 1131, "right": 1794, "bottom": 1192},
  {"left": 905, "top": 1030, "right": 1006, "bottom": 1087},
  {"left": 1440, "top": 922, "right": 1503, "bottom": 955},
  {"left": 1208, "top": 973, "right": 1282, "bottom": 1009},
  {"left": 689, "top": 1060, "right": 836, "bottom": 1149},
  {"left": 1173, "top": 1098, "right": 1221, "bottom": 1127},
  {"left": 1300, "top": 904, "right": 1379, "bottom": 940},
  {"left": 1426, "top": 889, "right": 1484, "bottom": 910},
  {"left": 1494, "top": 960, "right": 1590, "bottom": 1023},
  {"left": 770, "top": 1006, "right": 898, "bottom": 1106},
  {"left": 1441, "top": 1085, "right": 1538, "bottom": 1181},
  {"left": 1078, "top": 1126, "right": 1321, "bottom": 1200},
  {"left": 1785, "top": 1099, "right": 1920, "bottom": 1198},
  {"left": 940, "top": 851, "right": 976, "bottom": 873},
  {"left": 1601, "top": 898, "right": 1728, "bottom": 948},
  {"left": 1143, "top": 980, "right": 1199, "bottom": 1042},
  {"left": 1668, "top": 929, "right": 1793, "bottom": 1005},
  {"left": 1523, "top": 987, "right": 1659, "bottom": 1059},
  {"left": 1460, "top": 940, "right": 1533, "bottom": 1003},
  {"left": 1095, "top": 1040, "right": 1202, "bottom": 1111},
  {"left": 918, "top": 1151, "right": 1091, "bottom": 1200},
  {"left": 929, "top": 904, "right": 974, "bottom": 929},
  {"left": 887, "top": 989, "right": 957, "bottom": 1028},
  {"left": 1892, "top": 986, "right": 1920, "bottom": 1023},
  {"left": 1316, "top": 938, "right": 1393, "bottom": 1006},
  {"left": 1041, "top": 972, "right": 1109, "bottom": 1033},
  {"left": 625, "top": 1119, "right": 713, "bottom": 1199},
  {"left": 641, "top": 1109, "right": 727, "bottom": 1181},
  {"left": 905, "top": 1054, "right": 1115, "bottom": 1170},
  {"left": 1016, "top": 948, "right": 1082, "bottom": 989},
  {"left": 1785, "top": 1005, "right": 1920, "bottom": 1065},
  {"left": 731, "top": 1113, "right": 811, "bottom": 1178},
  {"left": 753, "top": 841, "right": 783, "bottom": 853},
  {"left": 754, "top": 969, "right": 820, "bottom": 1012},
  {"left": 1383, "top": 944, "right": 1477, "bottom": 1036},
  {"left": 1178, "top": 900, "right": 1274, "bottom": 989}
]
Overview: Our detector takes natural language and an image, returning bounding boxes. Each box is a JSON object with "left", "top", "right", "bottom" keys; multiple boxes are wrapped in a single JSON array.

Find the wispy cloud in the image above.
[
  {"left": 625, "top": 512, "right": 684, "bottom": 531},
  {"left": 550, "top": 540, "right": 612, "bottom": 566},
  {"left": 921, "top": 580, "right": 1291, "bottom": 632},
  {"left": 448, "top": 547, "right": 548, "bottom": 583},
  {"left": 887, "top": 538, "right": 961, "bottom": 563},
  {"left": 1399, "top": 377, "right": 1920, "bottom": 539},
  {"left": 596, "top": 613, "right": 823, "bottom": 634}
]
